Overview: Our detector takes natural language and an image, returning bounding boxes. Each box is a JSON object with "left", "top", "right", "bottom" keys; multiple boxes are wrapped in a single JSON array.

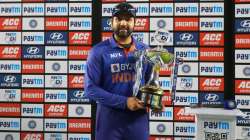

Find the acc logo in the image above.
[
  {"left": 134, "top": 18, "right": 149, "bottom": 31},
  {"left": 69, "top": 32, "right": 91, "bottom": 45},
  {"left": 69, "top": 75, "right": 84, "bottom": 88},
  {"left": 200, "top": 32, "right": 224, "bottom": 46},
  {"left": 180, "top": 33, "right": 193, "bottom": 41},
  {"left": 205, "top": 93, "right": 219, "bottom": 102},
  {"left": 0, "top": 18, "right": 21, "bottom": 30}
]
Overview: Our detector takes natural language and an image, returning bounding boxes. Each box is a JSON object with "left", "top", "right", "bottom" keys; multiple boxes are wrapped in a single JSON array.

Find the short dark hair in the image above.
[{"left": 112, "top": 2, "right": 136, "bottom": 17}]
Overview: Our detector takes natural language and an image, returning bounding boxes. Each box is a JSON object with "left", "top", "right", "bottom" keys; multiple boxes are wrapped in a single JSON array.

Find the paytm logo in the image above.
[
  {"left": 22, "top": 104, "right": 43, "bottom": 117},
  {"left": 200, "top": 63, "right": 224, "bottom": 76},
  {"left": 0, "top": 61, "right": 21, "bottom": 73},
  {"left": 46, "top": 3, "right": 68, "bottom": 16},
  {"left": 45, "top": 119, "right": 67, "bottom": 132},
  {"left": 176, "top": 50, "right": 198, "bottom": 58},
  {"left": 150, "top": 3, "right": 173, "bottom": 16},
  {"left": 159, "top": 77, "right": 171, "bottom": 90},
  {"left": 175, "top": 3, "right": 198, "bottom": 16},
  {"left": 69, "top": 3, "right": 92, "bottom": 16},
  {"left": 0, "top": 4, "right": 21, "bottom": 16},
  {"left": 235, "top": 50, "right": 250, "bottom": 63},
  {"left": 235, "top": 4, "right": 250, "bottom": 18},
  {"left": 69, "top": 61, "right": 86, "bottom": 74},
  {"left": 150, "top": 107, "right": 173, "bottom": 120},
  {"left": 69, "top": 17, "right": 91, "bottom": 30},
  {"left": 132, "top": 3, "right": 149, "bottom": 16},
  {"left": 200, "top": 3, "right": 224, "bottom": 16},
  {"left": 0, "top": 118, "right": 20, "bottom": 130},
  {"left": 204, "top": 121, "right": 229, "bottom": 130},
  {"left": 45, "top": 47, "right": 67, "bottom": 59},
  {"left": 102, "top": 4, "right": 115, "bottom": 16},
  {"left": 23, "top": 3, "right": 44, "bottom": 16},
  {"left": 200, "top": 18, "right": 224, "bottom": 31},
  {"left": 22, "top": 32, "right": 44, "bottom": 45},
  {"left": 22, "top": 75, "right": 44, "bottom": 88}
]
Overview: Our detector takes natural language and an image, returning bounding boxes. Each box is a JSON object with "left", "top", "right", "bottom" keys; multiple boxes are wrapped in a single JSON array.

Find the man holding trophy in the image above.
[{"left": 85, "top": 2, "right": 174, "bottom": 140}]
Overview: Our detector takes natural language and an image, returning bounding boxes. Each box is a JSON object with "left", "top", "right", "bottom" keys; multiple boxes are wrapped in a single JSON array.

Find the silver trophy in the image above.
[{"left": 132, "top": 29, "right": 175, "bottom": 110}]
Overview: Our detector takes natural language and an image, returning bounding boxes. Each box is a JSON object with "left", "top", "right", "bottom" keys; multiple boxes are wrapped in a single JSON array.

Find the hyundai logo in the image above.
[
  {"left": 240, "top": 20, "right": 250, "bottom": 28},
  {"left": 50, "top": 32, "right": 63, "bottom": 40},
  {"left": 4, "top": 75, "right": 16, "bottom": 83},
  {"left": 27, "top": 47, "right": 39, "bottom": 54},
  {"left": 205, "top": 94, "right": 219, "bottom": 102},
  {"left": 107, "top": 19, "right": 111, "bottom": 26},
  {"left": 73, "top": 91, "right": 85, "bottom": 98},
  {"left": 180, "top": 33, "right": 193, "bottom": 41},
  {"left": 243, "top": 67, "right": 250, "bottom": 76}
]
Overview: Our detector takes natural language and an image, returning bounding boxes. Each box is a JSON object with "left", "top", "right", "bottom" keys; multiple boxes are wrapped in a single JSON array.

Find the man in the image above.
[{"left": 85, "top": 2, "right": 152, "bottom": 140}]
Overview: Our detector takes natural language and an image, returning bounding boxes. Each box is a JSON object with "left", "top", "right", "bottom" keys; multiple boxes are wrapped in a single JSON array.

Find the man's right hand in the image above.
[{"left": 127, "top": 97, "right": 145, "bottom": 111}]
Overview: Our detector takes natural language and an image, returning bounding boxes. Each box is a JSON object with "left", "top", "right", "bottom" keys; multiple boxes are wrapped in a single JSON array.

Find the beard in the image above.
[{"left": 114, "top": 26, "right": 133, "bottom": 39}]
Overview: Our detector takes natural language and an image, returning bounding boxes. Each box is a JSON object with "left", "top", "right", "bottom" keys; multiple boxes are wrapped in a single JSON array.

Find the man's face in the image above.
[{"left": 111, "top": 14, "right": 135, "bottom": 39}]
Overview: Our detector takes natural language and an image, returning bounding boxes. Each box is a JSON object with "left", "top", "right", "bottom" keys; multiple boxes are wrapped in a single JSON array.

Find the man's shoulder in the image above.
[{"left": 91, "top": 39, "right": 110, "bottom": 53}]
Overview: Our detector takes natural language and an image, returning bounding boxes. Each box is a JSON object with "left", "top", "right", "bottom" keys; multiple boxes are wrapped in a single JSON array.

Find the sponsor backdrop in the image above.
[
  {"left": 0, "top": 0, "right": 245, "bottom": 140},
  {"left": 102, "top": 0, "right": 225, "bottom": 140},
  {"left": 235, "top": 0, "right": 250, "bottom": 140},
  {"left": 0, "top": 0, "right": 92, "bottom": 140}
]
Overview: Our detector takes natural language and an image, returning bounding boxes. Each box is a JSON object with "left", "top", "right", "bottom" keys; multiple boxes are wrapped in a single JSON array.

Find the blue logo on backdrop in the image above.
[
  {"left": 45, "top": 32, "right": 67, "bottom": 45},
  {"left": 237, "top": 110, "right": 250, "bottom": 126},
  {"left": 22, "top": 46, "right": 44, "bottom": 59},
  {"left": 174, "top": 32, "right": 198, "bottom": 46},
  {"left": 102, "top": 18, "right": 112, "bottom": 31},
  {"left": 199, "top": 93, "right": 224, "bottom": 105},
  {"left": 68, "top": 90, "right": 90, "bottom": 103},
  {"left": 0, "top": 74, "right": 21, "bottom": 88},
  {"left": 235, "top": 19, "right": 250, "bottom": 33}
]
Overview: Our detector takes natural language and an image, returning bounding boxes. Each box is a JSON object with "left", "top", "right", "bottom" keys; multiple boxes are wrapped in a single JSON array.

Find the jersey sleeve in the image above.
[{"left": 84, "top": 47, "right": 128, "bottom": 110}]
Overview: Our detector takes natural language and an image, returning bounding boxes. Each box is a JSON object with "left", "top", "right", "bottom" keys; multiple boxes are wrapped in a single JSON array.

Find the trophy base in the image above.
[{"left": 139, "top": 86, "right": 164, "bottom": 110}]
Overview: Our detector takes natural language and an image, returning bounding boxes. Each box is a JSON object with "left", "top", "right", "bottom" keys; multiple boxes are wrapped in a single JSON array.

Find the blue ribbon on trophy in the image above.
[{"left": 131, "top": 28, "right": 182, "bottom": 110}]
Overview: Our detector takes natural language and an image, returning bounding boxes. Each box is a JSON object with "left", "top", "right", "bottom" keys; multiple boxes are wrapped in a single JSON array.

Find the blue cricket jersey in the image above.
[{"left": 85, "top": 36, "right": 151, "bottom": 110}]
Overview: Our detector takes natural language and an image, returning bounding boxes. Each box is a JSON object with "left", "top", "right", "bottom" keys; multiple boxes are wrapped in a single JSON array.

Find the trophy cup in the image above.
[{"left": 132, "top": 29, "right": 175, "bottom": 110}]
